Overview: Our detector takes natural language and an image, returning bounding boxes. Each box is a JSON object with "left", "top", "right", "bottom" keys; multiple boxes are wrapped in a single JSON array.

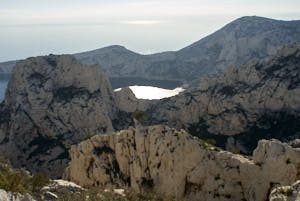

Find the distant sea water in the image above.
[
  {"left": 111, "top": 77, "right": 184, "bottom": 99},
  {"left": 127, "top": 86, "right": 184, "bottom": 99}
]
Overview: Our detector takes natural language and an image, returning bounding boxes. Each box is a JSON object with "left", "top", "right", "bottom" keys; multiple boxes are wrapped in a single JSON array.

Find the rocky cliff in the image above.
[
  {"left": 116, "top": 45, "right": 300, "bottom": 154},
  {"left": 64, "top": 125, "right": 300, "bottom": 201},
  {"left": 0, "top": 55, "right": 118, "bottom": 178},
  {"left": 1, "top": 16, "right": 300, "bottom": 85}
]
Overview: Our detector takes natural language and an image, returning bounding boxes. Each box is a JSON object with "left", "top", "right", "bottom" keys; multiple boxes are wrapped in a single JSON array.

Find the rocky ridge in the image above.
[
  {"left": 116, "top": 45, "right": 300, "bottom": 153},
  {"left": 0, "top": 55, "right": 119, "bottom": 178},
  {"left": 64, "top": 125, "right": 300, "bottom": 201}
]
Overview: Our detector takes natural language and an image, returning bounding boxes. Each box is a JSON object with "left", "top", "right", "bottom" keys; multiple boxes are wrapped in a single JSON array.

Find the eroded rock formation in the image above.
[
  {"left": 0, "top": 55, "right": 117, "bottom": 177},
  {"left": 64, "top": 125, "right": 300, "bottom": 201}
]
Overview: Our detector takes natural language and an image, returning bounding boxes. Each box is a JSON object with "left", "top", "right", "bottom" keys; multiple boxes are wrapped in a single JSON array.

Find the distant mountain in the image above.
[
  {"left": 1, "top": 16, "right": 300, "bottom": 85},
  {"left": 75, "top": 16, "right": 300, "bottom": 81},
  {"left": 0, "top": 60, "right": 16, "bottom": 74}
]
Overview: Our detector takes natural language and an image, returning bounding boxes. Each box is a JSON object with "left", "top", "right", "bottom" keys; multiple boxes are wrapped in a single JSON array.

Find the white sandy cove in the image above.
[{"left": 114, "top": 86, "right": 184, "bottom": 100}]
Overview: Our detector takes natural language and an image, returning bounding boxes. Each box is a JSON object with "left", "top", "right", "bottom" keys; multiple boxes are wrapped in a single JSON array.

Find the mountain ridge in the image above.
[{"left": 1, "top": 16, "right": 300, "bottom": 87}]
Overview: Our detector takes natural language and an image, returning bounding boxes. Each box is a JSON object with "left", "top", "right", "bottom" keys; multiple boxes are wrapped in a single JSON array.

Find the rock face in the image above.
[
  {"left": 132, "top": 45, "right": 300, "bottom": 153},
  {"left": 114, "top": 87, "right": 153, "bottom": 113},
  {"left": 1, "top": 16, "right": 300, "bottom": 84},
  {"left": 64, "top": 125, "right": 300, "bottom": 201},
  {"left": 269, "top": 180, "right": 300, "bottom": 201},
  {"left": 0, "top": 55, "right": 117, "bottom": 178}
]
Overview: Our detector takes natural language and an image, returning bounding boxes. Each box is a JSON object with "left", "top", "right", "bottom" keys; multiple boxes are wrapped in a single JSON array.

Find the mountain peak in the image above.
[{"left": 103, "top": 45, "right": 127, "bottom": 50}]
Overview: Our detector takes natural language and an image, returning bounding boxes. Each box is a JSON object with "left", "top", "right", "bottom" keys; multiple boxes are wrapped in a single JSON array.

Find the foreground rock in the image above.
[
  {"left": 0, "top": 189, "right": 36, "bottom": 201},
  {"left": 64, "top": 125, "right": 300, "bottom": 201},
  {"left": 0, "top": 55, "right": 117, "bottom": 178},
  {"left": 120, "top": 45, "right": 300, "bottom": 154},
  {"left": 269, "top": 180, "right": 300, "bottom": 201}
]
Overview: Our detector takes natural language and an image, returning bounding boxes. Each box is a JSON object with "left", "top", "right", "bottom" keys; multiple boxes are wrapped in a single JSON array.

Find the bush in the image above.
[
  {"left": 83, "top": 134, "right": 95, "bottom": 141},
  {"left": 0, "top": 162, "right": 31, "bottom": 194},
  {"left": 31, "top": 173, "right": 50, "bottom": 192},
  {"left": 230, "top": 148, "right": 241, "bottom": 154},
  {"left": 133, "top": 111, "right": 148, "bottom": 123},
  {"left": 0, "top": 157, "right": 50, "bottom": 195},
  {"left": 53, "top": 187, "right": 184, "bottom": 201},
  {"left": 204, "top": 139, "right": 216, "bottom": 146}
]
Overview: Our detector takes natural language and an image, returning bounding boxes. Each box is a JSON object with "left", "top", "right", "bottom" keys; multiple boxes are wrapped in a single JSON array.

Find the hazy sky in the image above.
[{"left": 0, "top": 0, "right": 300, "bottom": 62}]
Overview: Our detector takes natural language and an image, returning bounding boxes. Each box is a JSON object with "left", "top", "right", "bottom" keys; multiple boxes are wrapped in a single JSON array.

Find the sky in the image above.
[{"left": 0, "top": 0, "right": 300, "bottom": 62}]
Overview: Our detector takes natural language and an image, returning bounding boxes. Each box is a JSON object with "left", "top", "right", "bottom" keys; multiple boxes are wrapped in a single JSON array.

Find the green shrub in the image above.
[
  {"left": 230, "top": 148, "right": 241, "bottom": 154},
  {"left": 0, "top": 157, "right": 50, "bottom": 195},
  {"left": 133, "top": 111, "right": 148, "bottom": 123},
  {"left": 31, "top": 173, "right": 50, "bottom": 192},
  {"left": 83, "top": 134, "right": 94, "bottom": 141},
  {"left": 53, "top": 187, "right": 184, "bottom": 201},
  {"left": 204, "top": 139, "right": 216, "bottom": 146},
  {"left": 0, "top": 163, "right": 31, "bottom": 194}
]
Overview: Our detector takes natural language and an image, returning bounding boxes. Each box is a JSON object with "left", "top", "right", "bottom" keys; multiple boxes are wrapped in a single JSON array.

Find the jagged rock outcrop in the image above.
[
  {"left": 129, "top": 45, "right": 300, "bottom": 153},
  {"left": 0, "top": 55, "right": 117, "bottom": 178},
  {"left": 114, "top": 87, "right": 153, "bottom": 113},
  {"left": 269, "top": 180, "right": 300, "bottom": 201},
  {"left": 1, "top": 16, "right": 300, "bottom": 84},
  {"left": 64, "top": 125, "right": 300, "bottom": 201}
]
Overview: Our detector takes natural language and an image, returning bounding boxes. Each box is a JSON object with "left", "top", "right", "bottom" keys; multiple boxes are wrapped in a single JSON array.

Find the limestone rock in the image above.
[
  {"left": 65, "top": 125, "right": 300, "bottom": 201},
  {"left": 269, "top": 180, "right": 300, "bottom": 201},
  {"left": 0, "top": 55, "right": 117, "bottom": 178},
  {"left": 114, "top": 87, "right": 153, "bottom": 113},
  {"left": 0, "top": 189, "right": 36, "bottom": 201},
  {"left": 40, "top": 180, "right": 85, "bottom": 200}
]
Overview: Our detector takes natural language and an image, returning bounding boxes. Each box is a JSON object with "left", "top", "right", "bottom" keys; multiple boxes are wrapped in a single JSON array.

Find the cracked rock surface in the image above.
[{"left": 65, "top": 125, "right": 300, "bottom": 201}]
